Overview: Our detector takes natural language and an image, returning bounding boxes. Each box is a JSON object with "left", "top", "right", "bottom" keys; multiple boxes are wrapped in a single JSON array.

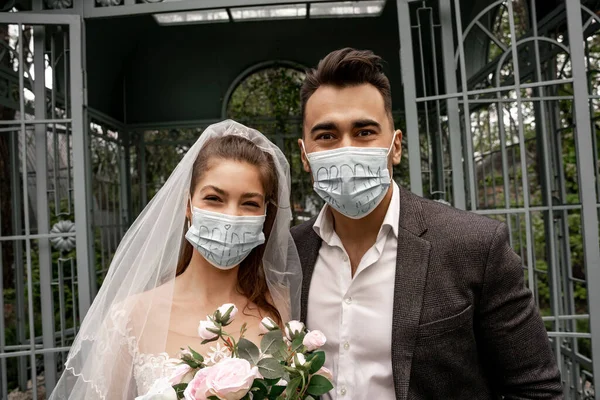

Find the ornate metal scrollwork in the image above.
[
  {"left": 46, "top": 0, "right": 72, "bottom": 9},
  {"left": 50, "top": 220, "right": 76, "bottom": 253},
  {"left": 96, "top": 0, "right": 122, "bottom": 6}
]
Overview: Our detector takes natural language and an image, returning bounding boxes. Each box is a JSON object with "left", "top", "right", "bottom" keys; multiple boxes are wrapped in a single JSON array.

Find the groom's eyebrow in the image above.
[
  {"left": 353, "top": 119, "right": 381, "bottom": 129},
  {"left": 310, "top": 121, "right": 337, "bottom": 135}
]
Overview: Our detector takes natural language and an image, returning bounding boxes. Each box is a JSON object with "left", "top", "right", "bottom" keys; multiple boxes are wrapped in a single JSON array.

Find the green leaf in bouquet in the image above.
[
  {"left": 188, "top": 346, "right": 204, "bottom": 362},
  {"left": 306, "top": 375, "right": 334, "bottom": 397},
  {"left": 291, "top": 334, "right": 305, "bottom": 352},
  {"left": 181, "top": 358, "right": 201, "bottom": 369},
  {"left": 173, "top": 383, "right": 187, "bottom": 399},
  {"left": 304, "top": 396, "right": 316, "bottom": 400},
  {"left": 268, "top": 383, "right": 286, "bottom": 399},
  {"left": 201, "top": 337, "right": 220, "bottom": 345},
  {"left": 208, "top": 397, "right": 221, "bottom": 400},
  {"left": 257, "top": 358, "right": 285, "bottom": 379},
  {"left": 251, "top": 379, "right": 268, "bottom": 400},
  {"left": 285, "top": 376, "right": 302, "bottom": 400},
  {"left": 238, "top": 338, "right": 261, "bottom": 364},
  {"left": 263, "top": 377, "right": 281, "bottom": 386},
  {"left": 261, "top": 330, "right": 285, "bottom": 357},
  {"left": 307, "top": 351, "right": 325, "bottom": 374}
]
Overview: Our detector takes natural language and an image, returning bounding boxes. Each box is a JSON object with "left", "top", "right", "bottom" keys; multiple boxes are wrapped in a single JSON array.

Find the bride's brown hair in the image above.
[{"left": 175, "top": 135, "right": 281, "bottom": 324}]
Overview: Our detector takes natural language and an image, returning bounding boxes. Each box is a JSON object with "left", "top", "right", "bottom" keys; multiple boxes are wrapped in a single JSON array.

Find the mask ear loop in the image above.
[
  {"left": 387, "top": 131, "right": 398, "bottom": 156},
  {"left": 187, "top": 195, "right": 193, "bottom": 229},
  {"left": 386, "top": 131, "right": 398, "bottom": 182}
]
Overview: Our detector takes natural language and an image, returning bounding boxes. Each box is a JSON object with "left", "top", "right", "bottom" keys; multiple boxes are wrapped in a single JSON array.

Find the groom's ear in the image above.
[{"left": 298, "top": 139, "right": 311, "bottom": 173}]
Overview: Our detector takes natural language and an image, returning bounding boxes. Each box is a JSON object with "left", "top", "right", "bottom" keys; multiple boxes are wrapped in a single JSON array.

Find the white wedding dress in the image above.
[{"left": 133, "top": 351, "right": 180, "bottom": 395}]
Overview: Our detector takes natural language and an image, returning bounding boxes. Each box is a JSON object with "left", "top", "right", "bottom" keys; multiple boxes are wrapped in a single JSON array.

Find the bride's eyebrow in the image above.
[
  {"left": 241, "top": 192, "right": 264, "bottom": 200},
  {"left": 201, "top": 185, "right": 227, "bottom": 196}
]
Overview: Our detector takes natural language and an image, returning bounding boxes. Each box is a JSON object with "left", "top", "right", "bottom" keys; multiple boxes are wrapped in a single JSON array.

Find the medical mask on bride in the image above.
[
  {"left": 185, "top": 202, "right": 266, "bottom": 270},
  {"left": 302, "top": 134, "right": 395, "bottom": 219}
]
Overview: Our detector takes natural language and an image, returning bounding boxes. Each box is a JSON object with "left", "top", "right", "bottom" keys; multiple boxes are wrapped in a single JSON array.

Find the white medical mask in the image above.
[
  {"left": 302, "top": 134, "right": 395, "bottom": 219},
  {"left": 185, "top": 203, "right": 266, "bottom": 270}
]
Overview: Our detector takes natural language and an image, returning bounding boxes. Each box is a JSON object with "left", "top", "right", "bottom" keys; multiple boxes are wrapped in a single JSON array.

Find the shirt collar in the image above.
[{"left": 313, "top": 181, "right": 400, "bottom": 245}]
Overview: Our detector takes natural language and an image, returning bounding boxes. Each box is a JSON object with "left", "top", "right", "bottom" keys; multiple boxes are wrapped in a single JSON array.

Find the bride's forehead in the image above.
[{"left": 193, "top": 161, "right": 265, "bottom": 193}]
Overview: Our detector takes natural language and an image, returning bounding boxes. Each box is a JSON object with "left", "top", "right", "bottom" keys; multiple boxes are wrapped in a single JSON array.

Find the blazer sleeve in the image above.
[{"left": 477, "top": 222, "right": 563, "bottom": 399}]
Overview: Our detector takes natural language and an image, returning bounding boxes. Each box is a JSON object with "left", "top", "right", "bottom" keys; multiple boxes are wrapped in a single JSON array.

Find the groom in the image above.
[{"left": 291, "top": 48, "right": 562, "bottom": 399}]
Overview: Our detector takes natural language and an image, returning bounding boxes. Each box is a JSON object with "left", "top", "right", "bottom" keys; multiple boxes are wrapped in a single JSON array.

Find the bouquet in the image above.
[{"left": 137, "top": 304, "right": 334, "bottom": 400}]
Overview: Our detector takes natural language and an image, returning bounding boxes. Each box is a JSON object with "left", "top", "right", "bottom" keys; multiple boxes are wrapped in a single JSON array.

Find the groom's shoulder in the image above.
[
  {"left": 290, "top": 217, "right": 318, "bottom": 243},
  {"left": 401, "top": 188, "right": 502, "bottom": 236}
]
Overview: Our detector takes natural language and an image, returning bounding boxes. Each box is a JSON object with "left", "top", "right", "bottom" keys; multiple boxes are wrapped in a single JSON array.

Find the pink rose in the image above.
[
  {"left": 198, "top": 319, "right": 219, "bottom": 341},
  {"left": 184, "top": 358, "right": 259, "bottom": 400},
  {"left": 302, "top": 330, "right": 326, "bottom": 351},
  {"left": 315, "top": 366, "right": 333, "bottom": 381},
  {"left": 184, "top": 369, "right": 211, "bottom": 400},
  {"left": 168, "top": 363, "right": 195, "bottom": 385}
]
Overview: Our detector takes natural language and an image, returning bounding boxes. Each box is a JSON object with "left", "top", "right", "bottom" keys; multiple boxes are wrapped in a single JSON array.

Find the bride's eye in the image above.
[
  {"left": 204, "top": 195, "right": 221, "bottom": 202},
  {"left": 244, "top": 202, "right": 260, "bottom": 208}
]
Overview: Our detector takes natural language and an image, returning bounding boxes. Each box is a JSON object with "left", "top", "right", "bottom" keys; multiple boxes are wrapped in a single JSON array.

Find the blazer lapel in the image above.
[
  {"left": 392, "top": 187, "right": 431, "bottom": 399},
  {"left": 294, "top": 219, "right": 322, "bottom": 324}
]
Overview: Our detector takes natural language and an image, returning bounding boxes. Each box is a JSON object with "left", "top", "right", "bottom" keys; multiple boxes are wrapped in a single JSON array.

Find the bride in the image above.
[{"left": 49, "top": 120, "right": 302, "bottom": 399}]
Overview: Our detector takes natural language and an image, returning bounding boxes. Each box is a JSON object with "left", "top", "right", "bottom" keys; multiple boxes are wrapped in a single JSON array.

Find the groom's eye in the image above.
[
  {"left": 316, "top": 133, "right": 334, "bottom": 140},
  {"left": 357, "top": 130, "right": 374, "bottom": 137}
]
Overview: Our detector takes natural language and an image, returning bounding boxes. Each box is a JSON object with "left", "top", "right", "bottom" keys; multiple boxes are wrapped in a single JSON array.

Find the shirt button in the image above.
[
  {"left": 342, "top": 254, "right": 349, "bottom": 262},
  {"left": 345, "top": 297, "right": 352, "bottom": 305},
  {"left": 340, "top": 388, "right": 347, "bottom": 396},
  {"left": 343, "top": 342, "right": 350, "bottom": 350}
]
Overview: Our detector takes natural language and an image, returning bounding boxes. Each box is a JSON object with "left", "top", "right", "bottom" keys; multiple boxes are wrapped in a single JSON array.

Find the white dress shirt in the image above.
[{"left": 307, "top": 182, "right": 399, "bottom": 400}]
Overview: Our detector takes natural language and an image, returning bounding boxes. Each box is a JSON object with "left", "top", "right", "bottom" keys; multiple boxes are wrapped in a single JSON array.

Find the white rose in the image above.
[
  {"left": 285, "top": 321, "right": 305, "bottom": 341},
  {"left": 216, "top": 303, "right": 238, "bottom": 325},
  {"left": 291, "top": 353, "right": 306, "bottom": 368},
  {"left": 302, "top": 330, "right": 327, "bottom": 352},
  {"left": 198, "top": 318, "right": 220, "bottom": 341},
  {"left": 259, "top": 317, "right": 278, "bottom": 334},
  {"left": 135, "top": 377, "right": 178, "bottom": 400}
]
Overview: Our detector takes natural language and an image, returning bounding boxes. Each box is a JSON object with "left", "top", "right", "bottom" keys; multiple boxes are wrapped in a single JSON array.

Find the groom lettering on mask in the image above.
[{"left": 291, "top": 48, "right": 562, "bottom": 400}]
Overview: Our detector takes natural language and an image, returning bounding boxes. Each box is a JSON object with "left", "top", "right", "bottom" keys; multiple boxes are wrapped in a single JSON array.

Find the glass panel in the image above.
[
  {"left": 310, "top": 0, "right": 385, "bottom": 18},
  {"left": 230, "top": 4, "right": 307, "bottom": 21},
  {"left": 153, "top": 9, "right": 230, "bottom": 26}
]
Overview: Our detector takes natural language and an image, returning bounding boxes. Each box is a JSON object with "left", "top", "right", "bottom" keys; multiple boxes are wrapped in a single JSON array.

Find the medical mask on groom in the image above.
[{"left": 301, "top": 132, "right": 396, "bottom": 219}]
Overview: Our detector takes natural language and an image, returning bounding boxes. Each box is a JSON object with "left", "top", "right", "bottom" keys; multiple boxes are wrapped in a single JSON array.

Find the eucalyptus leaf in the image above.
[
  {"left": 257, "top": 358, "right": 284, "bottom": 379},
  {"left": 238, "top": 337, "right": 261, "bottom": 364},
  {"left": 261, "top": 330, "right": 285, "bottom": 357}
]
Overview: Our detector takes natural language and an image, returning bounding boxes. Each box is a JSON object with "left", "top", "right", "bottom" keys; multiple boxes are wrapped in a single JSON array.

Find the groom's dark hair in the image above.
[{"left": 300, "top": 48, "right": 393, "bottom": 122}]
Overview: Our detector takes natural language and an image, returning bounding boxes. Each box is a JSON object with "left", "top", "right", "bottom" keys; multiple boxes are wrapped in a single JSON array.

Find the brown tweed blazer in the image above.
[{"left": 291, "top": 186, "right": 563, "bottom": 399}]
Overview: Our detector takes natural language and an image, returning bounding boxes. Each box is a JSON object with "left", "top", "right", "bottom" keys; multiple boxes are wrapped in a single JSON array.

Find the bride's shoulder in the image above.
[{"left": 108, "top": 282, "right": 174, "bottom": 325}]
